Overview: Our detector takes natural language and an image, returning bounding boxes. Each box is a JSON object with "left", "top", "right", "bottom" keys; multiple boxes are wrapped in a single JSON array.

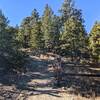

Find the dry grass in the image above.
[
  {"left": 28, "top": 93, "right": 100, "bottom": 100},
  {"left": 0, "top": 53, "right": 100, "bottom": 100}
]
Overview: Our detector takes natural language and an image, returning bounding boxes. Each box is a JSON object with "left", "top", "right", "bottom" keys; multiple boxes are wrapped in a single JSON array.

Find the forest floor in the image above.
[{"left": 0, "top": 52, "right": 100, "bottom": 100}]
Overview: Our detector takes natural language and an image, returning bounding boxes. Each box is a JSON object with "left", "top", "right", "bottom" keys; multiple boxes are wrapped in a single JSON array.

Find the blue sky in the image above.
[{"left": 0, "top": 0, "right": 100, "bottom": 32}]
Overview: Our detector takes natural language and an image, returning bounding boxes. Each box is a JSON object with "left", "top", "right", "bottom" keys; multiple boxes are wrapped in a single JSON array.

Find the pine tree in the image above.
[
  {"left": 30, "top": 21, "right": 44, "bottom": 50},
  {"left": 59, "top": 0, "right": 74, "bottom": 23},
  {"left": 30, "top": 9, "right": 39, "bottom": 26},
  {"left": 51, "top": 15, "right": 61, "bottom": 54},
  {"left": 0, "top": 10, "right": 25, "bottom": 71},
  {"left": 0, "top": 10, "right": 9, "bottom": 52},
  {"left": 60, "top": 0, "right": 87, "bottom": 61},
  {"left": 29, "top": 9, "right": 44, "bottom": 50},
  {"left": 6, "top": 26, "right": 25, "bottom": 70},
  {"left": 41, "top": 4, "right": 54, "bottom": 52},
  {"left": 89, "top": 22, "right": 100, "bottom": 63},
  {"left": 62, "top": 16, "right": 86, "bottom": 59},
  {"left": 16, "top": 27, "right": 25, "bottom": 47},
  {"left": 20, "top": 16, "right": 31, "bottom": 48}
]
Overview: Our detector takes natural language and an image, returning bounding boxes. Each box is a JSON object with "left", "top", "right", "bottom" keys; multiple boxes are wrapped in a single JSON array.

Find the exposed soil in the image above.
[{"left": 0, "top": 54, "right": 100, "bottom": 100}]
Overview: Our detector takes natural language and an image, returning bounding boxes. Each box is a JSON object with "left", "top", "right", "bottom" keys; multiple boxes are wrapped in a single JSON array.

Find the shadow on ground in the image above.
[{"left": 0, "top": 55, "right": 100, "bottom": 100}]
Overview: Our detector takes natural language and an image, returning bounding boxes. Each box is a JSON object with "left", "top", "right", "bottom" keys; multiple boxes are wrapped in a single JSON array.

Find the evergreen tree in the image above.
[
  {"left": 0, "top": 10, "right": 9, "bottom": 52},
  {"left": 59, "top": 0, "right": 74, "bottom": 23},
  {"left": 0, "top": 10, "right": 25, "bottom": 71},
  {"left": 16, "top": 27, "right": 25, "bottom": 47},
  {"left": 51, "top": 15, "right": 61, "bottom": 54},
  {"left": 60, "top": 0, "right": 87, "bottom": 61},
  {"left": 41, "top": 4, "right": 54, "bottom": 52},
  {"left": 30, "top": 9, "right": 39, "bottom": 26},
  {"left": 6, "top": 26, "right": 25, "bottom": 70},
  {"left": 20, "top": 16, "right": 31, "bottom": 48},
  {"left": 29, "top": 9, "right": 44, "bottom": 50},
  {"left": 42, "top": 4, "right": 61, "bottom": 53},
  {"left": 30, "top": 21, "right": 44, "bottom": 50},
  {"left": 61, "top": 16, "right": 86, "bottom": 59},
  {"left": 89, "top": 22, "right": 100, "bottom": 63}
]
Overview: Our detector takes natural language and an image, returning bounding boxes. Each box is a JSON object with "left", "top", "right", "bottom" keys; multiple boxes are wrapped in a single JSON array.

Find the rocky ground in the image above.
[{"left": 0, "top": 54, "right": 100, "bottom": 100}]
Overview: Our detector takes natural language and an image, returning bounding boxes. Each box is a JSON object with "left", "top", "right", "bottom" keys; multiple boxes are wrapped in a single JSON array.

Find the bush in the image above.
[{"left": 5, "top": 49, "right": 27, "bottom": 72}]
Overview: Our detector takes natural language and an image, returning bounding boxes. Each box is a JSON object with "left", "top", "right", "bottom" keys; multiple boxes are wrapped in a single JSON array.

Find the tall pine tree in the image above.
[
  {"left": 30, "top": 9, "right": 44, "bottom": 50},
  {"left": 89, "top": 22, "right": 100, "bottom": 63},
  {"left": 0, "top": 10, "right": 9, "bottom": 52},
  {"left": 41, "top": 4, "right": 54, "bottom": 52},
  {"left": 60, "top": 0, "right": 87, "bottom": 62},
  {"left": 59, "top": 0, "right": 74, "bottom": 23},
  {"left": 20, "top": 16, "right": 31, "bottom": 48}
]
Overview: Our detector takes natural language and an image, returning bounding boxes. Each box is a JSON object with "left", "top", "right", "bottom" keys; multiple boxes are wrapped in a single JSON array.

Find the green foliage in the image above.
[
  {"left": 89, "top": 22, "right": 100, "bottom": 63},
  {"left": 0, "top": 10, "right": 25, "bottom": 71},
  {"left": 30, "top": 21, "right": 44, "bottom": 49},
  {"left": 51, "top": 15, "right": 61, "bottom": 53},
  {"left": 17, "top": 9, "right": 44, "bottom": 51},
  {"left": 6, "top": 50, "right": 26, "bottom": 71},
  {"left": 20, "top": 17, "right": 31, "bottom": 48},
  {"left": 61, "top": 16, "right": 86, "bottom": 57},
  {"left": 0, "top": 10, "right": 9, "bottom": 51},
  {"left": 16, "top": 28, "right": 25, "bottom": 47},
  {"left": 59, "top": 0, "right": 74, "bottom": 23},
  {"left": 4, "top": 26, "right": 26, "bottom": 71},
  {"left": 0, "top": 0, "right": 99, "bottom": 67},
  {"left": 42, "top": 4, "right": 61, "bottom": 53},
  {"left": 59, "top": 0, "right": 87, "bottom": 60},
  {"left": 29, "top": 9, "right": 44, "bottom": 50},
  {"left": 41, "top": 4, "right": 54, "bottom": 51},
  {"left": 30, "top": 9, "right": 39, "bottom": 25}
]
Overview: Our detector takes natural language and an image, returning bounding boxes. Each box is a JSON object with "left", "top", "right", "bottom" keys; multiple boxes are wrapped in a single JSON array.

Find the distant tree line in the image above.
[{"left": 0, "top": 0, "right": 99, "bottom": 71}]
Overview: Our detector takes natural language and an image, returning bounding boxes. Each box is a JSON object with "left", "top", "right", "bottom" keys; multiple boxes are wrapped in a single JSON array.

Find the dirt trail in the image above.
[
  {"left": 23, "top": 55, "right": 100, "bottom": 100},
  {"left": 0, "top": 55, "right": 100, "bottom": 100}
]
